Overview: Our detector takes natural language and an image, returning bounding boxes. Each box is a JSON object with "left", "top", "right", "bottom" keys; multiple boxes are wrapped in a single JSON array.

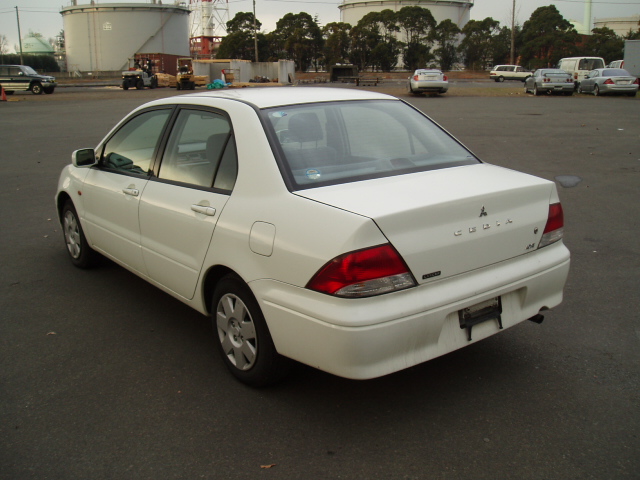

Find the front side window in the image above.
[
  {"left": 101, "top": 109, "right": 171, "bottom": 175},
  {"left": 264, "top": 100, "right": 478, "bottom": 190},
  {"left": 22, "top": 66, "right": 39, "bottom": 76},
  {"left": 158, "top": 108, "right": 237, "bottom": 191}
]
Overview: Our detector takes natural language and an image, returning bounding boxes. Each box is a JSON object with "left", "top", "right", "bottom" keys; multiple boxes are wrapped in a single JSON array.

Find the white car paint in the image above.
[{"left": 56, "top": 87, "right": 570, "bottom": 383}]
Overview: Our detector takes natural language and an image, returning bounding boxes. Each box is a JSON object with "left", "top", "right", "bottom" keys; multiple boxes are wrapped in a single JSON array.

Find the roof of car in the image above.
[{"left": 152, "top": 86, "right": 395, "bottom": 109}]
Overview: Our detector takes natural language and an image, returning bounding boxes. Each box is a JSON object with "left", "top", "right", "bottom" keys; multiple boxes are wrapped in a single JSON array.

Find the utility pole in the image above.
[
  {"left": 15, "top": 6, "right": 24, "bottom": 65},
  {"left": 253, "top": 0, "right": 258, "bottom": 62},
  {"left": 510, "top": 0, "right": 516, "bottom": 65}
]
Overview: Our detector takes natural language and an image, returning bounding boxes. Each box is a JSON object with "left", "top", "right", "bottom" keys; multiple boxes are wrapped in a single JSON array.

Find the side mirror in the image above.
[{"left": 72, "top": 148, "right": 97, "bottom": 168}]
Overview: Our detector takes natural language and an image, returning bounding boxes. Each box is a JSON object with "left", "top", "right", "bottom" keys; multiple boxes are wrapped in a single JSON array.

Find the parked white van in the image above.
[{"left": 557, "top": 57, "right": 605, "bottom": 88}]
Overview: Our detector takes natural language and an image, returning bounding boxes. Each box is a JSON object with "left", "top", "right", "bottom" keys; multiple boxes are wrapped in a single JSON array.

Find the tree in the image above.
[
  {"left": 433, "top": 19, "right": 460, "bottom": 71},
  {"left": 217, "top": 12, "right": 267, "bottom": 61},
  {"left": 227, "top": 11, "right": 261, "bottom": 34},
  {"left": 397, "top": 6, "right": 436, "bottom": 70},
  {"left": 490, "top": 26, "right": 514, "bottom": 66},
  {"left": 273, "top": 13, "right": 323, "bottom": 71},
  {"left": 352, "top": 10, "right": 401, "bottom": 71},
  {"left": 520, "top": 5, "right": 579, "bottom": 68},
  {"left": 323, "top": 22, "right": 351, "bottom": 67},
  {"left": 458, "top": 18, "right": 500, "bottom": 70},
  {"left": 0, "top": 35, "right": 9, "bottom": 55},
  {"left": 582, "top": 27, "right": 623, "bottom": 62}
]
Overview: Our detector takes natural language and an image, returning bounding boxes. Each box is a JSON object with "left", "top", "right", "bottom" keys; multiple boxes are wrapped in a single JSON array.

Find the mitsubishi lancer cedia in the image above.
[{"left": 56, "top": 88, "right": 570, "bottom": 386}]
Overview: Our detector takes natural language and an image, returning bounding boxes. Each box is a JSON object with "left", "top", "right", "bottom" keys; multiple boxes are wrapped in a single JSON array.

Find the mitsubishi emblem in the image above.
[{"left": 479, "top": 206, "right": 488, "bottom": 217}]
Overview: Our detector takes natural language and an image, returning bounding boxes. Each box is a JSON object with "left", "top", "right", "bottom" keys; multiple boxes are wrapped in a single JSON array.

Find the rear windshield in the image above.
[
  {"left": 578, "top": 58, "right": 604, "bottom": 70},
  {"left": 262, "top": 100, "right": 478, "bottom": 190},
  {"left": 601, "top": 69, "right": 629, "bottom": 77}
]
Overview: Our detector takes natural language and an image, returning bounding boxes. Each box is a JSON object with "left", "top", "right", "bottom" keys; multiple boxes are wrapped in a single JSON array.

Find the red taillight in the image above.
[
  {"left": 604, "top": 78, "right": 615, "bottom": 85},
  {"left": 413, "top": 75, "right": 419, "bottom": 81},
  {"left": 443, "top": 75, "right": 448, "bottom": 81},
  {"left": 633, "top": 78, "right": 639, "bottom": 85},
  {"left": 544, "top": 77, "right": 550, "bottom": 83},
  {"left": 539, "top": 203, "right": 564, "bottom": 248},
  {"left": 306, "top": 244, "right": 415, "bottom": 297}
]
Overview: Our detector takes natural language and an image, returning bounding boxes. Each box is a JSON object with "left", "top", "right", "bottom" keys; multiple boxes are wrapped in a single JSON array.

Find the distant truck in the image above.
[
  {"left": 556, "top": 57, "right": 605, "bottom": 89},
  {"left": 489, "top": 65, "right": 531, "bottom": 82},
  {"left": 122, "top": 58, "right": 158, "bottom": 90},
  {"left": 623, "top": 40, "right": 640, "bottom": 77}
]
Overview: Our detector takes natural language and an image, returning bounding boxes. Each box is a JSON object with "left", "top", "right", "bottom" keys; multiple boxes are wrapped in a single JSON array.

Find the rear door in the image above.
[{"left": 139, "top": 107, "right": 238, "bottom": 300}]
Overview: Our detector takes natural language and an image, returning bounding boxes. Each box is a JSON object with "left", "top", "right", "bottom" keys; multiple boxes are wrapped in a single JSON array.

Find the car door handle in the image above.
[
  {"left": 122, "top": 188, "right": 139, "bottom": 197},
  {"left": 191, "top": 204, "right": 216, "bottom": 216}
]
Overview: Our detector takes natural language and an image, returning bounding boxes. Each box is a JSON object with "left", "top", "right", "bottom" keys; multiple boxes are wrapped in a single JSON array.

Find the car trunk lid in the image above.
[{"left": 295, "top": 164, "right": 555, "bottom": 284}]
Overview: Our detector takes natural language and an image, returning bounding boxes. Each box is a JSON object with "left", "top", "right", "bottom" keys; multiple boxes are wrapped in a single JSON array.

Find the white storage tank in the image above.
[
  {"left": 61, "top": 1, "right": 191, "bottom": 73},
  {"left": 339, "top": 0, "right": 473, "bottom": 30}
]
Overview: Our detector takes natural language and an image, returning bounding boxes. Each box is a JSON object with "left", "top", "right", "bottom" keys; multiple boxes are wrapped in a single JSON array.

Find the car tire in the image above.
[
  {"left": 498, "top": 76, "right": 505, "bottom": 82},
  {"left": 136, "top": 79, "right": 144, "bottom": 90},
  {"left": 176, "top": 82, "right": 181, "bottom": 90},
  {"left": 212, "top": 274, "right": 292, "bottom": 387},
  {"left": 61, "top": 200, "right": 100, "bottom": 269},
  {"left": 122, "top": 81, "right": 129, "bottom": 90},
  {"left": 533, "top": 84, "right": 540, "bottom": 96},
  {"left": 594, "top": 85, "right": 600, "bottom": 96},
  {"left": 150, "top": 77, "right": 157, "bottom": 89},
  {"left": 43, "top": 87, "right": 55, "bottom": 94},
  {"left": 31, "top": 82, "right": 43, "bottom": 95},
  {"left": 524, "top": 84, "right": 529, "bottom": 94}
]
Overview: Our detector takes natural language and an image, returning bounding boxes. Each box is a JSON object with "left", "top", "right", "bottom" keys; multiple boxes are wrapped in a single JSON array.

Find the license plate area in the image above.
[{"left": 459, "top": 297, "right": 502, "bottom": 341}]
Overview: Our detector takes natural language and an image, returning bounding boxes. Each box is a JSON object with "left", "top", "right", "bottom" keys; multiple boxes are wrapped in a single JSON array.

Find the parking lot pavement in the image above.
[{"left": 1, "top": 89, "right": 638, "bottom": 480}]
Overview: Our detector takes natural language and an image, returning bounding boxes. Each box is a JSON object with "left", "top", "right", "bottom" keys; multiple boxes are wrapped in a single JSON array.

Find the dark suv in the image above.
[{"left": 0, "top": 65, "right": 57, "bottom": 95}]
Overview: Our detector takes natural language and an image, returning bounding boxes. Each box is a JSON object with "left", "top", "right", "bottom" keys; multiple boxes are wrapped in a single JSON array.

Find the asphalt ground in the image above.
[{"left": 1, "top": 84, "right": 639, "bottom": 480}]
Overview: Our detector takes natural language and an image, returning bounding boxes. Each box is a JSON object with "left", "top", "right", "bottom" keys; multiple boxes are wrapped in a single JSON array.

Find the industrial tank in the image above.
[
  {"left": 339, "top": 0, "right": 473, "bottom": 29},
  {"left": 61, "top": 1, "right": 190, "bottom": 73}
]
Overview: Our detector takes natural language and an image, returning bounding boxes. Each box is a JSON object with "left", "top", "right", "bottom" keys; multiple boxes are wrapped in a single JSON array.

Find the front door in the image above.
[{"left": 82, "top": 108, "right": 172, "bottom": 275}]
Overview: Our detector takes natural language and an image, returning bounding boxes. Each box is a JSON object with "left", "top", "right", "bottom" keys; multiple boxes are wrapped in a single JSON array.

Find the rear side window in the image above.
[
  {"left": 158, "top": 108, "right": 237, "bottom": 192},
  {"left": 264, "top": 100, "right": 478, "bottom": 190}
]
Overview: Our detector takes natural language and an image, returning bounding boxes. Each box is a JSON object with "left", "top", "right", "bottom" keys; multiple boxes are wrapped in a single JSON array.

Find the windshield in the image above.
[
  {"left": 602, "top": 69, "right": 630, "bottom": 77},
  {"left": 263, "top": 100, "right": 478, "bottom": 190}
]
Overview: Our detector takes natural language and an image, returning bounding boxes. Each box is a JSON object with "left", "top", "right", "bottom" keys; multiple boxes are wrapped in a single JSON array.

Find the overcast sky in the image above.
[{"left": 1, "top": 0, "right": 639, "bottom": 53}]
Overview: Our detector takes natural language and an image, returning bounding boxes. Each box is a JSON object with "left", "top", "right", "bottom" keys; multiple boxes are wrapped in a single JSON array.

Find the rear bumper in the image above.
[
  {"left": 413, "top": 81, "right": 448, "bottom": 92},
  {"left": 601, "top": 85, "right": 638, "bottom": 95},
  {"left": 539, "top": 83, "right": 574, "bottom": 93},
  {"left": 252, "top": 242, "right": 570, "bottom": 379}
]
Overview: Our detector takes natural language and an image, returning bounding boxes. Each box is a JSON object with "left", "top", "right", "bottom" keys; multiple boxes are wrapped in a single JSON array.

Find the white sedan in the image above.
[
  {"left": 408, "top": 69, "right": 449, "bottom": 94},
  {"left": 56, "top": 88, "right": 570, "bottom": 386}
]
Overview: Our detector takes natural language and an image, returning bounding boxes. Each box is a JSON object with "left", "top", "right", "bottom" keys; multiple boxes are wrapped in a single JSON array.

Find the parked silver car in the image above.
[
  {"left": 407, "top": 69, "right": 448, "bottom": 95},
  {"left": 577, "top": 68, "right": 639, "bottom": 96},
  {"left": 524, "top": 69, "right": 574, "bottom": 96}
]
